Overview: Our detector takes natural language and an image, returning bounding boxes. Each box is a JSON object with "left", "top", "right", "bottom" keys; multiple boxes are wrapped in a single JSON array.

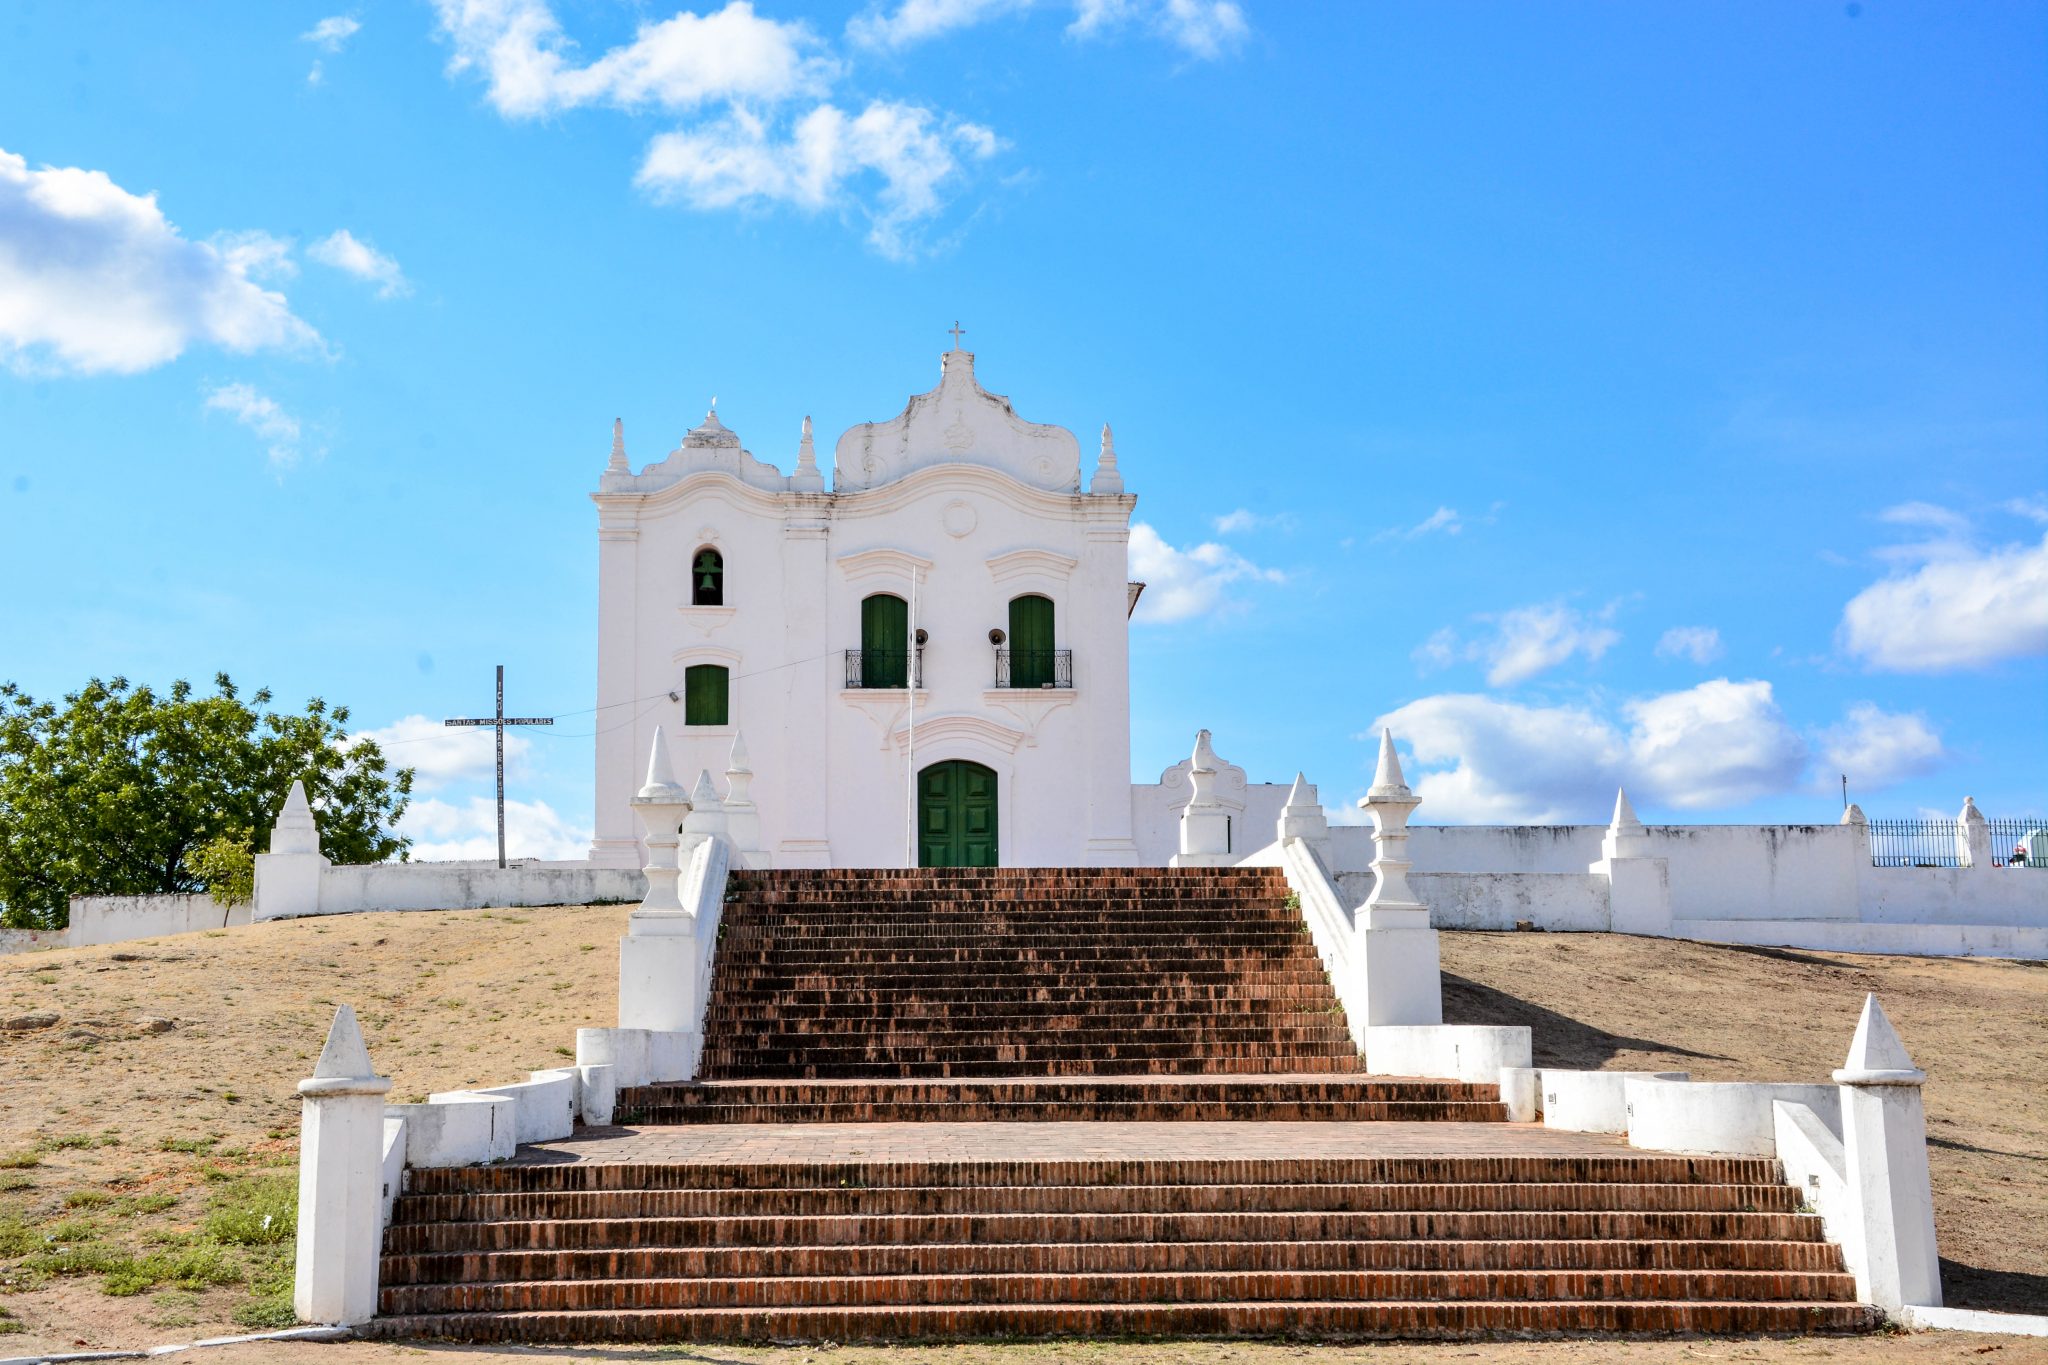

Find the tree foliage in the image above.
[{"left": 0, "top": 675, "right": 412, "bottom": 929}]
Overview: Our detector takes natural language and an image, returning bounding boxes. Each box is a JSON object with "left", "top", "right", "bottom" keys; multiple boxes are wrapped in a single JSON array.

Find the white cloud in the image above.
[
  {"left": 433, "top": 0, "right": 835, "bottom": 118},
  {"left": 1213, "top": 508, "right": 1294, "bottom": 535},
  {"left": 1412, "top": 626, "right": 1458, "bottom": 672},
  {"left": 1818, "top": 703, "right": 1944, "bottom": 791},
  {"left": 202, "top": 383, "right": 305, "bottom": 469},
  {"left": 1127, "top": 522, "right": 1284, "bottom": 624},
  {"left": 2008, "top": 494, "right": 2048, "bottom": 525},
  {"left": 307, "top": 228, "right": 411, "bottom": 299},
  {"left": 1621, "top": 679, "right": 1806, "bottom": 810},
  {"left": 1371, "top": 694, "right": 1626, "bottom": 824},
  {"left": 1654, "top": 626, "right": 1723, "bottom": 665},
  {"left": 1375, "top": 506, "right": 1462, "bottom": 541},
  {"left": 637, "top": 102, "right": 993, "bottom": 259},
  {"left": 0, "top": 147, "right": 319, "bottom": 376},
  {"left": 353, "top": 714, "right": 535, "bottom": 791},
  {"left": 1374, "top": 678, "right": 1810, "bottom": 822},
  {"left": 1154, "top": 0, "right": 1248, "bottom": 58},
  {"left": 1840, "top": 532, "right": 2048, "bottom": 672},
  {"left": 849, "top": 0, "right": 1029, "bottom": 49},
  {"left": 1069, "top": 0, "right": 1246, "bottom": 57},
  {"left": 302, "top": 15, "right": 362, "bottom": 52},
  {"left": 1479, "top": 602, "right": 1620, "bottom": 687},
  {"left": 400, "top": 796, "right": 590, "bottom": 861},
  {"left": 848, "top": 0, "right": 1246, "bottom": 57}
]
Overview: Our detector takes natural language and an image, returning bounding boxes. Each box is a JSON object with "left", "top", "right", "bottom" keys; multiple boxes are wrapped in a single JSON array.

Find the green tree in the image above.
[{"left": 0, "top": 674, "right": 413, "bottom": 929}]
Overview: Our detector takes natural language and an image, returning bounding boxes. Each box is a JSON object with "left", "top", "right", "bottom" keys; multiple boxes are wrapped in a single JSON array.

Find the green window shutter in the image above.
[
  {"left": 684, "top": 664, "right": 729, "bottom": 726},
  {"left": 861, "top": 593, "right": 909, "bottom": 688},
  {"left": 1008, "top": 594, "right": 1054, "bottom": 688}
]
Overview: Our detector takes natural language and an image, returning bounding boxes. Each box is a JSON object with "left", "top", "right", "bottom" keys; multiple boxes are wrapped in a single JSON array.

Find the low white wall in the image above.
[
  {"left": 1675, "top": 918, "right": 2048, "bottom": 958},
  {"left": 1541, "top": 1068, "right": 1689, "bottom": 1133},
  {"left": 1360, "top": 872, "right": 1610, "bottom": 931},
  {"left": 0, "top": 927, "right": 69, "bottom": 956},
  {"left": 1364, "top": 1024, "right": 1532, "bottom": 1084},
  {"left": 68, "top": 894, "right": 252, "bottom": 947},
  {"left": 1318, "top": 814, "right": 2045, "bottom": 954},
  {"left": 301, "top": 861, "right": 644, "bottom": 919},
  {"left": 1625, "top": 1078, "right": 1841, "bottom": 1156}
]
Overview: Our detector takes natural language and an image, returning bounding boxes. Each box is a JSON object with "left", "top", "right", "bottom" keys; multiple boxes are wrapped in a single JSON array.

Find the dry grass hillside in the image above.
[{"left": 0, "top": 906, "right": 2040, "bottom": 1355}]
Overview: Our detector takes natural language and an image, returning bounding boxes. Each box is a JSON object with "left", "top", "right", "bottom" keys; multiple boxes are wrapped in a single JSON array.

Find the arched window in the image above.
[
  {"left": 683, "top": 664, "right": 729, "bottom": 726},
  {"left": 1007, "top": 593, "right": 1055, "bottom": 687},
  {"left": 859, "top": 593, "right": 909, "bottom": 688},
  {"left": 691, "top": 547, "right": 724, "bottom": 606}
]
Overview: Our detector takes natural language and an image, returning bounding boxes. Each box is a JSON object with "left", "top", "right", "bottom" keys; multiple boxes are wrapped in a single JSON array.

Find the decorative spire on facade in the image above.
[
  {"left": 791, "top": 414, "right": 825, "bottom": 491},
  {"left": 606, "top": 417, "right": 629, "bottom": 474},
  {"left": 1090, "top": 422, "right": 1124, "bottom": 494}
]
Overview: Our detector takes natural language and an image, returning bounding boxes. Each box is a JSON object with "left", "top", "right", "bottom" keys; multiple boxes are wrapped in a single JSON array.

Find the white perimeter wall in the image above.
[
  {"left": 307, "top": 862, "right": 644, "bottom": 918},
  {"left": 68, "top": 894, "right": 251, "bottom": 947}
]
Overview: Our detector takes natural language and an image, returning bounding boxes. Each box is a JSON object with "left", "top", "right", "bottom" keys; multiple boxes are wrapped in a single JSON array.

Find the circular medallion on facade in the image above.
[
  {"left": 942, "top": 499, "right": 978, "bottom": 538},
  {"left": 1033, "top": 455, "right": 1056, "bottom": 482},
  {"left": 697, "top": 525, "right": 721, "bottom": 544}
]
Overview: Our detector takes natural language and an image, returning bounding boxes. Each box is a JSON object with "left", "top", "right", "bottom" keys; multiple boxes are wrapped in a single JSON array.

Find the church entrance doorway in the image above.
[{"left": 918, "top": 760, "right": 998, "bottom": 867}]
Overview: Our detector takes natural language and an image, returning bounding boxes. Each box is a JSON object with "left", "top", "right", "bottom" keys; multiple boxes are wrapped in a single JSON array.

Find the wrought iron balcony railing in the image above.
[
  {"left": 994, "top": 648, "right": 1073, "bottom": 689},
  {"left": 844, "top": 648, "right": 923, "bottom": 689}
]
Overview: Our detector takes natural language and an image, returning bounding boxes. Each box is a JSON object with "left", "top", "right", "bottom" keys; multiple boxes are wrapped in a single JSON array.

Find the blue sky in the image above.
[{"left": 1, "top": 0, "right": 2043, "bottom": 857}]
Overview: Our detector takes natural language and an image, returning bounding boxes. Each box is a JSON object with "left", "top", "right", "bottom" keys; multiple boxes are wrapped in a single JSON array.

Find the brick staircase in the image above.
[
  {"left": 376, "top": 1153, "right": 1874, "bottom": 1340},
  {"left": 374, "top": 866, "right": 1876, "bottom": 1342},
  {"left": 619, "top": 867, "right": 1491, "bottom": 1123}
]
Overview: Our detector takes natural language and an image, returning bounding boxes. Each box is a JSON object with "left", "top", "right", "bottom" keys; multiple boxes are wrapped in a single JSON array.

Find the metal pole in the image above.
[
  {"left": 496, "top": 663, "right": 507, "bottom": 870},
  {"left": 905, "top": 574, "right": 916, "bottom": 869}
]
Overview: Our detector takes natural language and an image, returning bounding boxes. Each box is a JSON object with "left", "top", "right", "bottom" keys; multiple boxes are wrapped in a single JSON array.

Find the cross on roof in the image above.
[{"left": 948, "top": 321, "right": 965, "bottom": 350}]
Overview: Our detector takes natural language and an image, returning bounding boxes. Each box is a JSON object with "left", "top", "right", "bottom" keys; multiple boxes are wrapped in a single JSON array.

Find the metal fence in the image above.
[
  {"left": 1868, "top": 817, "right": 2048, "bottom": 868},
  {"left": 843, "top": 648, "right": 923, "bottom": 689},
  {"left": 994, "top": 648, "right": 1073, "bottom": 689}
]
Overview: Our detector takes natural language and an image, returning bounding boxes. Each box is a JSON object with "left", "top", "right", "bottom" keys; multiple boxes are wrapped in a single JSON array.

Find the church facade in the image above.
[{"left": 589, "top": 346, "right": 1151, "bottom": 869}]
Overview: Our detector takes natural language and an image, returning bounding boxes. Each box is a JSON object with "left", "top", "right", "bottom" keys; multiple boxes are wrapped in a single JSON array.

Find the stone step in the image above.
[
  {"left": 403, "top": 1154, "right": 1788, "bottom": 1194},
  {"left": 391, "top": 1180, "right": 1805, "bottom": 1224},
  {"left": 379, "top": 1266, "right": 1861, "bottom": 1316},
  {"left": 381, "top": 1207, "right": 1834, "bottom": 1256},
  {"left": 700, "top": 1026, "right": 1357, "bottom": 1049},
  {"left": 379, "top": 1236, "right": 1850, "bottom": 1284},
  {"left": 365, "top": 1298, "right": 1880, "bottom": 1343}
]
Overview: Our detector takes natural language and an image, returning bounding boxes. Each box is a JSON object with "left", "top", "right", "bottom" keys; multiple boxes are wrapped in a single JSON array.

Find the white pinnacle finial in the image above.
[
  {"left": 1841, "top": 802, "right": 1867, "bottom": 826},
  {"left": 1610, "top": 787, "right": 1642, "bottom": 831},
  {"left": 1284, "top": 772, "right": 1311, "bottom": 807},
  {"left": 1368, "top": 729, "right": 1411, "bottom": 799},
  {"left": 607, "top": 417, "right": 628, "bottom": 472},
  {"left": 727, "top": 729, "right": 751, "bottom": 773},
  {"left": 1839, "top": 992, "right": 1920, "bottom": 1077},
  {"left": 1191, "top": 728, "right": 1219, "bottom": 771},
  {"left": 270, "top": 779, "right": 323, "bottom": 856},
  {"left": 312, "top": 1004, "right": 376, "bottom": 1080},
  {"left": 1091, "top": 422, "right": 1124, "bottom": 494},
  {"left": 637, "top": 726, "right": 686, "bottom": 800},
  {"left": 689, "top": 768, "right": 722, "bottom": 808},
  {"left": 797, "top": 416, "right": 816, "bottom": 465}
]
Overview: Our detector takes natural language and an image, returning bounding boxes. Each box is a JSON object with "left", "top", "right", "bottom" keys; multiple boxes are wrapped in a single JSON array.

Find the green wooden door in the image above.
[
  {"left": 919, "top": 760, "right": 998, "bottom": 867},
  {"left": 861, "top": 593, "right": 908, "bottom": 688},
  {"left": 1008, "top": 594, "right": 1054, "bottom": 688}
]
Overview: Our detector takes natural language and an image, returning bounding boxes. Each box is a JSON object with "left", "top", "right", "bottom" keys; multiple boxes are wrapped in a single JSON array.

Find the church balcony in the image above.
[
  {"left": 844, "top": 648, "right": 924, "bottom": 690},
  {"left": 994, "top": 648, "right": 1074, "bottom": 690}
]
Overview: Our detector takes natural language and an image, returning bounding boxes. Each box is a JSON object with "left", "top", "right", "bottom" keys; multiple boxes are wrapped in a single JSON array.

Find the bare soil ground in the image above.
[
  {"left": 208, "top": 1335, "right": 2048, "bottom": 1364},
  {"left": 0, "top": 908, "right": 2040, "bottom": 1356}
]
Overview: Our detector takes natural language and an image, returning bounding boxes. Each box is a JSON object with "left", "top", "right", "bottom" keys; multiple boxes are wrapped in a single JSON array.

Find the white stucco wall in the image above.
[
  {"left": 590, "top": 348, "right": 1139, "bottom": 869},
  {"left": 306, "top": 861, "right": 643, "bottom": 918},
  {"left": 68, "top": 893, "right": 251, "bottom": 947}
]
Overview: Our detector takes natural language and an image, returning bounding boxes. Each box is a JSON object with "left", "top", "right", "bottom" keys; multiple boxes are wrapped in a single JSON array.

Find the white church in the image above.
[{"left": 590, "top": 340, "right": 1179, "bottom": 871}]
